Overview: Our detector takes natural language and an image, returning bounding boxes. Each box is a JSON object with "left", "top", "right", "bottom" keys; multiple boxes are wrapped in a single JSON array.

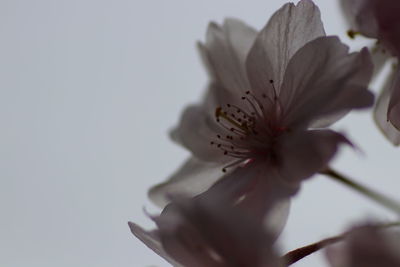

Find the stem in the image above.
[
  {"left": 282, "top": 221, "right": 400, "bottom": 266},
  {"left": 321, "top": 168, "right": 400, "bottom": 215}
]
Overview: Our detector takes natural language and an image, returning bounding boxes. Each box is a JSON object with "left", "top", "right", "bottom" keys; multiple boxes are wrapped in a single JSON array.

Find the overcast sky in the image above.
[{"left": 0, "top": 0, "right": 399, "bottom": 266}]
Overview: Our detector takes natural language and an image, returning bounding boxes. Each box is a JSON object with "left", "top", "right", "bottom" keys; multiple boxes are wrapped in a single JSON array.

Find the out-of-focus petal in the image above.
[
  {"left": 280, "top": 37, "right": 373, "bottom": 128},
  {"left": 170, "top": 103, "right": 226, "bottom": 163},
  {"left": 340, "top": 0, "right": 379, "bottom": 38},
  {"left": 374, "top": 0, "right": 400, "bottom": 56},
  {"left": 128, "top": 222, "right": 184, "bottom": 267},
  {"left": 201, "top": 160, "right": 295, "bottom": 238},
  {"left": 387, "top": 69, "right": 400, "bottom": 130},
  {"left": 374, "top": 69, "right": 400, "bottom": 145},
  {"left": 148, "top": 157, "right": 225, "bottom": 208},
  {"left": 153, "top": 203, "right": 224, "bottom": 267},
  {"left": 326, "top": 225, "right": 400, "bottom": 267},
  {"left": 278, "top": 130, "right": 350, "bottom": 183},
  {"left": 154, "top": 194, "right": 281, "bottom": 267},
  {"left": 246, "top": 0, "right": 325, "bottom": 96},
  {"left": 200, "top": 19, "right": 257, "bottom": 96}
]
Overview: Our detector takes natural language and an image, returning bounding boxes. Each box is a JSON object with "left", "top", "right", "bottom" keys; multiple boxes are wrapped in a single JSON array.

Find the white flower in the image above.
[{"left": 150, "top": 0, "right": 374, "bottom": 219}]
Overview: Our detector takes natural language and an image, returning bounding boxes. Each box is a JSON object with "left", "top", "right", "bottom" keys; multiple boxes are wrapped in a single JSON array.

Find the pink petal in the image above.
[
  {"left": 153, "top": 203, "right": 224, "bottom": 267},
  {"left": 201, "top": 161, "right": 295, "bottom": 239},
  {"left": 200, "top": 19, "right": 257, "bottom": 96},
  {"left": 326, "top": 225, "right": 400, "bottom": 267},
  {"left": 374, "top": 0, "right": 400, "bottom": 56},
  {"left": 387, "top": 68, "right": 400, "bottom": 130},
  {"left": 170, "top": 102, "right": 226, "bottom": 163},
  {"left": 170, "top": 83, "right": 244, "bottom": 163},
  {"left": 128, "top": 222, "right": 184, "bottom": 267},
  {"left": 148, "top": 157, "right": 225, "bottom": 207},
  {"left": 374, "top": 69, "right": 400, "bottom": 145},
  {"left": 340, "top": 0, "right": 379, "bottom": 38},
  {"left": 280, "top": 37, "right": 373, "bottom": 128},
  {"left": 278, "top": 130, "right": 350, "bottom": 183},
  {"left": 246, "top": 0, "right": 325, "bottom": 96},
  {"left": 156, "top": 195, "right": 280, "bottom": 267}
]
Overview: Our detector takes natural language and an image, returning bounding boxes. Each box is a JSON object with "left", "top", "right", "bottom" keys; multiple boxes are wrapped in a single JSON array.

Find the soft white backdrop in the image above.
[{"left": 0, "top": 0, "right": 398, "bottom": 266}]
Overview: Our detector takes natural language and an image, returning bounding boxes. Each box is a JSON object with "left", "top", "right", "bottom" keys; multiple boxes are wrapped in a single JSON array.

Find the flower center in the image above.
[{"left": 209, "top": 80, "right": 287, "bottom": 172}]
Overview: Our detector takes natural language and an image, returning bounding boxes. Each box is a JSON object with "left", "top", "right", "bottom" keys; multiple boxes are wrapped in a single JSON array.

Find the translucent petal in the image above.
[
  {"left": 148, "top": 157, "right": 225, "bottom": 208},
  {"left": 374, "top": 69, "right": 400, "bottom": 145},
  {"left": 246, "top": 0, "right": 325, "bottom": 97},
  {"left": 280, "top": 37, "right": 373, "bottom": 128}
]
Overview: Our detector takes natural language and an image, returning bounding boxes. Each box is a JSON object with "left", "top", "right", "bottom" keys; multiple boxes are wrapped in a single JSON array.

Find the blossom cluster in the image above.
[{"left": 129, "top": 0, "right": 400, "bottom": 266}]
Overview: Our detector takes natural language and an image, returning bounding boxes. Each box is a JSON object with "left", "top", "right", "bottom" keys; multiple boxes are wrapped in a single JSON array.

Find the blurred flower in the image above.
[
  {"left": 150, "top": 0, "right": 374, "bottom": 219},
  {"left": 341, "top": 0, "right": 400, "bottom": 56},
  {"left": 326, "top": 225, "right": 400, "bottom": 267},
  {"left": 341, "top": 0, "right": 400, "bottom": 144},
  {"left": 129, "top": 192, "right": 283, "bottom": 267}
]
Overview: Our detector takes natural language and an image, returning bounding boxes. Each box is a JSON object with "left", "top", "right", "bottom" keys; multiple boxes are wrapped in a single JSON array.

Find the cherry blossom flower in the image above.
[
  {"left": 341, "top": 0, "right": 400, "bottom": 144},
  {"left": 326, "top": 225, "right": 400, "bottom": 267},
  {"left": 150, "top": 0, "right": 374, "bottom": 219},
  {"left": 341, "top": 0, "right": 400, "bottom": 56},
  {"left": 129, "top": 192, "right": 283, "bottom": 267}
]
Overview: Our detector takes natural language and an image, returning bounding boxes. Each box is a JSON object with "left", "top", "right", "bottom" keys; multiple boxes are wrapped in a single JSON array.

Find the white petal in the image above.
[
  {"left": 201, "top": 19, "right": 257, "bottom": 95},
  {"left": 280, "top": 37, "right": 373, "bottom": 128},
  {"left": 246, "top": 0, "right": 325, "bottom": 95},
  {"left": 374, "top": 69, "right": 400, "bottom": 145},
  {"left": 128, "top": 222, "right": 184, "bottom": 267},
  {"left": 148, "top": 157, "right": 225, "bottom": 208}
]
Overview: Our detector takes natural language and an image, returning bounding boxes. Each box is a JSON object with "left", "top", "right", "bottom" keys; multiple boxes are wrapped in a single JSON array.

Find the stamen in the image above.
[
  {"left": 270, "top": 79, "right": 278, "bottom": 100},
  {"left": 221, "top": 159, "right": 246, "bottom": 173},
  {"left": 215, "top": 107, "right": 250, "bottom": 134},
  {"left": 269, "top": 79, "right": 285, "bottom": 117}
]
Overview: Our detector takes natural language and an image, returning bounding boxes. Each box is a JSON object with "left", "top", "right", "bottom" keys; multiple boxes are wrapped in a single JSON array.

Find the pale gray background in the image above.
[{"left": 0, "top": 0, "right": 398, "bottom": 266}]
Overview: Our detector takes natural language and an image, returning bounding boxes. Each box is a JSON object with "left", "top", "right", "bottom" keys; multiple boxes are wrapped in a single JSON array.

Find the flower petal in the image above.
[
  {"left": 148, "top": 157, "right": 225, "bottom": 208},
  {"left": 278, "top": 130, "right": 350, "bottom": 183},
  {"left": 279, "top": 37, "right": 373, "bottom": 129},
  {"left": 153, "top": 203, "right": 224, "bottom": 267},
  {"left": 155, "top": 194, "right": 280, "bottom": 267},
  {"left": 128, "top": 222, "right": 184, "bottom": 267},
  {"left": 246, "top": 0, "right": 325, "bottom": 96},
  {"left": 200, "top": 19, "right": 257, "bottom": 95},
  {"left": 387, "top": 69, "right": 400, "bottom": 130},
  {"left": 374, "top": 69, "right": 400, "bottom": 145},
  {"left": 340, "top": 0, "right": 379, "bottom": 38},
  {"left": 201, "top": 160, "right": 295, "bottom": 238},
  {"left": 170, "top": 83, "right": 243, "bottom": 163},
  {"left": 326, "top": 225, "right": 400, "bottom": 267}
]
